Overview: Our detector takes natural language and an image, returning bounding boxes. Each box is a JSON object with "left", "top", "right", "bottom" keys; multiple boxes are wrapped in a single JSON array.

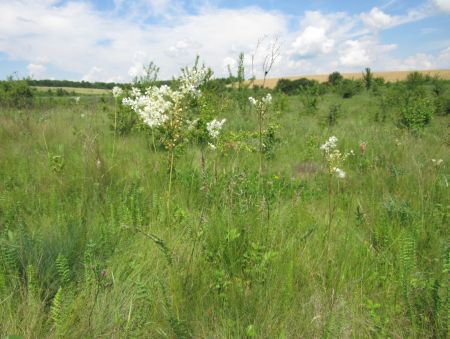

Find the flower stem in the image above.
[{"left": 167, "top": 150, "right": 175, "bottom": 221}]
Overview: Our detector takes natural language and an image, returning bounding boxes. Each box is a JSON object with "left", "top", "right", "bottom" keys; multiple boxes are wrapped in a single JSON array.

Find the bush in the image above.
[
  {"left": 398, "top": 96, "right": 434, "bottom": 131},
  {"left": 338, "top": 79, "right": 363, "bottom": 98},
  {"left": 328, "top": 71, "right": 343, "bottom": 86},
  {"left": 0, "top": 79, "right": 34, "bottom": 107},
  {"left": 275, "top": 78, "right": 319, "bottom": 95}
]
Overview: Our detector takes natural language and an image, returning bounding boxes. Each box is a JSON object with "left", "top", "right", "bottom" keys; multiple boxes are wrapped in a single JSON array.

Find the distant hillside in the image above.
[{"left": 252, "top": 69, "right": 450, "bottom": 89}]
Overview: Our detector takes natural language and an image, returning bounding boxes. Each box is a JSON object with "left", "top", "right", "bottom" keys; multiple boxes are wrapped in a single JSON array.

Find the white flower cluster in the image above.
[
  {"left": 248, "top": 93, "right": 272, "bottom": 108},
  {"left": 320, "top": 136, "right": 351, "bottom": 179},
  {"left": 320, "top": 136, "right": 337, "bottom": 152},
  {"left": 431, "top": 159, "right": 443, "bottom": 167},
  {"left": 206, "top": 118, "right": 226, "bottom": 139},
  {"left": 112, "top": 86, "right": 123, "bottom": 98},
  {"left": 122, "top": 85, "right": 174, "bottom": 128},
  {"left": 123, "top": 67, "right": 210, "bottom": 129},
  {"left": 179, "top": 65, "right": 210, "bottom": 98},
  {"left": 332, "top": 167, "right": 346, "bottom": 179}
]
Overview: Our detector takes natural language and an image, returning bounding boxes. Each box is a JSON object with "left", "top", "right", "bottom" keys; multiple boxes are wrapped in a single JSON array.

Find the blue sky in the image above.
[{"left": 0, "top": 0, "right": 449, "bottom": 82}]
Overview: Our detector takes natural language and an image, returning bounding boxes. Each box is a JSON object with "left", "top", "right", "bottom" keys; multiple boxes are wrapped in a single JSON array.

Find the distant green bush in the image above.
[
  {"left": 0, "top": 79, "right": 34, "bottom": 107},
  {"left": 275, "top": 78, "right": 319, "bottom": 95},
  {"left": 338, "top": 79, "right": 363, "bottom": 98}
]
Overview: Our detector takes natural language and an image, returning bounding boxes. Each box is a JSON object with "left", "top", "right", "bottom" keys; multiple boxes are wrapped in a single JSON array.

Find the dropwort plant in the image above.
[
  {"left": 320, "top": 136, "right": 352, "bottom": 244},
  {"left": 122, "top": 63, "right": 226, "bottom": 219}
]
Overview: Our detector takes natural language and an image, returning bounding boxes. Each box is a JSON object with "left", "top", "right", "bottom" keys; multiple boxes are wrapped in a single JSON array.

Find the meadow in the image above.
[{"left": 0, "top": 70, "right": 449, "bottom": 338}]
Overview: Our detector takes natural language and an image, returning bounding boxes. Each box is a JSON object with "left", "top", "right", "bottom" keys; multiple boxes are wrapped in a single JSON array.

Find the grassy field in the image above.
[
  {"left": 254, "top": 69, "right": 450, "bottom": 88},
  {"left": 0, "top": 79, "right": 449, "bottom": 338},
  {"left": 32, "top": 86, "right": 110, "bottom": 95}
]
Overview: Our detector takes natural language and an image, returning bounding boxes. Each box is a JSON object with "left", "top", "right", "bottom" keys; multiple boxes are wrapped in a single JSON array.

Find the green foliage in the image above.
[
  {"left": 0, "top": 73, "right": 449, "bottom": 338},
  {"left": 398, "top": 96, "right": 434, "bottom": 132},
  {"left": 326, "top": 103, "right": 341, "bottom": 127},
  {"left": 338, "top": 79, "right": 363, "bottom": 98},
  {"left": 328, "top": 71, "right": 343, "bottom": 86},
  {"left": 0, "top": 79, "right": 34, "bottom": 107},
  {"left": 50, "top": 287, "right": 66, "bottom": 335},
  {"left": 110, "top": 98, "right": 139, "bottom": 136},
  {"left": 275, "top": 78, "right": 319, "bottom": 95},
  {"left": 362, "top": 68, "right": 374, "bottom": 90},
  {"left": 300, "top": 86, "right": 320, "bottom": 114},
  {"left": 56, "top": 254, "right": 71, "bottom": 286}
]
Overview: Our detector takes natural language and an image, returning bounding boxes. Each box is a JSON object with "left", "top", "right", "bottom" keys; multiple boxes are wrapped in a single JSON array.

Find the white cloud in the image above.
[
  {"left": 404, "top": 53, "right": 435, "bottom": 69},
  {"left": 27, "top": 63, "right": 46, "bottom": 79},
  {"left": 339, "top": 40, "right": 371, "bottom": 67},
  {"left": 0, "top": 1, "right": 447, "bottom": 81},
  {"left": 361, "top": 7, "right": 394, "bottom": 30},
  {"left": 82, "top": 66, "right": 103, "bottom": 82},
  {"left": 438, "top": 46, "right": 450, "bottom": 63},
  {"left": 432, "top": 0, "right": 450, "bottom": 13},
  {"left": 128, "top": 51, "right": 147, "bottom": 78},
  {"left": 291, "top": 26, "right": 334, "bottom": 57}
]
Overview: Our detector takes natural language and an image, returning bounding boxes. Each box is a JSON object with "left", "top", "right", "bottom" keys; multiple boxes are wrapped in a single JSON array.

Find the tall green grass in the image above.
[{"left": 0, "top": 87, "right": 448, "bottom": 338}]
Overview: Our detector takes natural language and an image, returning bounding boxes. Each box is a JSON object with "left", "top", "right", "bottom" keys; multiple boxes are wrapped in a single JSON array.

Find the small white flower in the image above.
[
  {"left": 431, "top": 159, "right": 444, "bottom": 166},
  {"left": 75, "top": 96, "right": 80, "bottom": 103},
  {"left": 206, "top": 118, "right": 226, "bottom": 139},
  {"left": 248, "top": 97, "right": 257, "bottom": 106},
  {"left": 187, "top": 118, "right": 199, "bottom": 131},
  {"left": 262, "top": 93, "right": 272, "bottom": 104},
  {"left": 320, "top": 136, "right": 338, "bottom": 153},
  {"left": 131, "top": 87, "right": 141, "bottom": 97},
  {"left": 112, "top": 86, "right": 123, "bottom": 98},
  {"left": 333, "top": 167, "right": 346, "bottom": 179},
  {"left": 208, "top": 142, "right": 217, "bottom": 150}
]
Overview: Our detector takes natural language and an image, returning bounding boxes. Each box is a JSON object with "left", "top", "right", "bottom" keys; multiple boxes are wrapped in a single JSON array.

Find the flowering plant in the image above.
[{"left": 320, "top": 136, "right": 352, "bottom": 179}]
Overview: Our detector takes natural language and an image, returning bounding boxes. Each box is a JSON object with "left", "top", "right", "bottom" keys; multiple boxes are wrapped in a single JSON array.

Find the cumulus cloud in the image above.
[
  {"left": 291, "top": 26, "right": 334, "bottom": 57},
  {"left": 27, "top": 63, "right": 46, "bottom": 79},
  {"left": 361, "top": 7, "right": 395, "bottom": 30},
  {"left": 339, "top": 40, "right": 371, "bottom": 67},
  {"left": 82, "top": 66, "right": 103, "bottom": 82},
  {"left": 432, "top": 0, "right": 450, "bottom": 13},
  {"left": 0, "top": 1, "right": 447, "bottom": 81}
]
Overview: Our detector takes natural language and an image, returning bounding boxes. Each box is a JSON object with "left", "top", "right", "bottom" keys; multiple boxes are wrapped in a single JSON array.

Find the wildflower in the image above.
[
  {"left": 179, "top": 65, "right": 209, "bottom": 98},
  {"left": 320, "top": 136, "right": 338, "bottom": 153},
  {"left": 262, "top": 93, "right": 272, "bottom": 104},
  {"left": 248, "top": 94, "right": 272, "bottom": 107},
  {"left": 112, "top": 86, "right": 123, "bottom": 98},
  {"left": 75, "top": 96, "right": 80, "bottom": 104},
  {"left": 333, "top": 167, "right": 346, "bottom": 179},
  {"left": 130, "top": 87, "right": 141, "bottom": 97},
  {"left": 96, "top": 158, "right": 102, "bottom": 169},
  {"left": 320, "top": 136, "right": 350, "bottom": 177},
  {"left": 431, "top": 159, "right": 444, "bottom": 167},
  {"left": 208, "top": 142, "right": 217, "bottom": 150},
  {"left": 187, "top": 118, "right": 199, "bottom": 131},
  {"left": 206, "top": 118, "right": 226, "bottom": 139}
]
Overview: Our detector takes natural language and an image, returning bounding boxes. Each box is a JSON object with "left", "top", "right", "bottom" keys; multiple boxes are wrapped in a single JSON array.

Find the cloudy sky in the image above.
[{"left": 0, "top": 0, "right": 449, "bottom": 82}]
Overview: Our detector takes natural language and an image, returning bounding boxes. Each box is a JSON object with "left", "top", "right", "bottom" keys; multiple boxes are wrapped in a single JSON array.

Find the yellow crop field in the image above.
[
  {"left": 252, "top": 69, "right": 450, "bottom": 88},
  {"left": 32, "top": 86, "right": 110, "bottom": 95}
]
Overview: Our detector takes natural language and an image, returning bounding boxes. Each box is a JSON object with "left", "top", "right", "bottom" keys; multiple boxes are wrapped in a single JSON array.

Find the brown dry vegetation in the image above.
[{"left": 252, "top": 69, "right": 450, "bottom": 88}]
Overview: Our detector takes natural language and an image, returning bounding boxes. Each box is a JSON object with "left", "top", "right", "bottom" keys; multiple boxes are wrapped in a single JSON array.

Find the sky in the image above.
[{"left": 0, "top": 0, "right": 449, "bottom": 82}]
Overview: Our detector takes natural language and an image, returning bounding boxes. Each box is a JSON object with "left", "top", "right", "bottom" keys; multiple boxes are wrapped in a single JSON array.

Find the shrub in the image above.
[
  {"left": 338, "top": 79, "right": 362, "bottom": 98},
  {"left": 398, "top": 96, "right": 434, "bottom": 131},
  {"left": 328, "top": 71, "right": 343, "bottom": 86},
  {"left": 0, "top": 79, "right": 34, "bottom": 107},
  {"left": 275, "top": 78, "right": 319, "bottom": 95}
]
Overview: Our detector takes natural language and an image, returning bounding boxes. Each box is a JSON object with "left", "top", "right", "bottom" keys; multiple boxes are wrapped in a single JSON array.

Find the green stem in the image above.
[
  {"left": 112, "top": 99, "right": 118, "bottom": 162},
  {"left": 167, "top": 150, "right": 175, "bottom": 221}
]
